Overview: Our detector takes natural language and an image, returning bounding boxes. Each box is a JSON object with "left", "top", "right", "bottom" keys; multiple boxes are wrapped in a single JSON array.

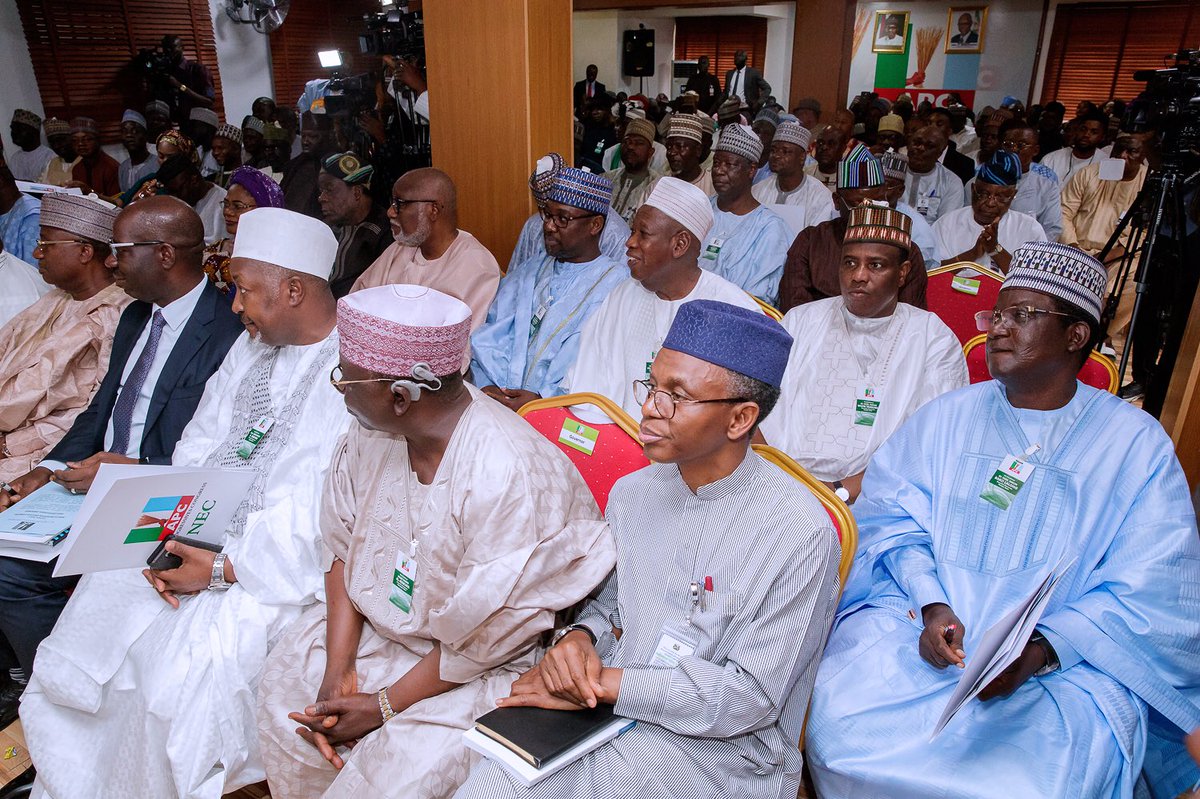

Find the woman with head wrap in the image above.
[
  {"left": 119, "top": 131, "right": 200, "bottom": 206},
  {"left": 203, "top": 165, "right": 285, "bottom": 291}
]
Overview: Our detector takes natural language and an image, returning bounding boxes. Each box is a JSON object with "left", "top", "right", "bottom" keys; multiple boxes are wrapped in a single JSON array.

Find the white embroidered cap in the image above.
[{"left": 231, "top": 207, "right": 337, "bottom": 280}]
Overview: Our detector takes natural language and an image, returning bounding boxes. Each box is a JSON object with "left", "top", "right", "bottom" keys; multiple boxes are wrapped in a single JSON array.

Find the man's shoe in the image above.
[
  {"left": 0, "top": 765, "right": 35, "bottom": 799},
  {"left": 0, "top": 682, "right": 21, "bottom": 731},
  {"left": 1118, "top": 381, "right": 1144, "bottom": 401}
]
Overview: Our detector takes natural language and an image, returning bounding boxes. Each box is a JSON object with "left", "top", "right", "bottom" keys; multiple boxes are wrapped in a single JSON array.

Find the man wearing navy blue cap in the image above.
[{"left": 457, "top": 299, "right": 840, "bottom": 799}]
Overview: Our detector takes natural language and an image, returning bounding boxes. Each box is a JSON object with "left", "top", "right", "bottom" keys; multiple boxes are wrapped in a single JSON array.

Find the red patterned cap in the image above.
[{"left": 337, "top": 285, "right": 471, "bottom": 378}]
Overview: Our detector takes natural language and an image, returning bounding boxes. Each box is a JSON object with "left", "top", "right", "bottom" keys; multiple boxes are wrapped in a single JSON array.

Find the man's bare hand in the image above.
[
  {"left": 0, "top": 467, "right": 53, "bottom": 509},
  {"left": 54, "top": 452, "right": 138, "bottom": 493},
  {"left": 142, "top": 540, "right": 224, "bottom": 608},
  {"left": 919, "top": 603, "right": 966, "bottom": 669}
]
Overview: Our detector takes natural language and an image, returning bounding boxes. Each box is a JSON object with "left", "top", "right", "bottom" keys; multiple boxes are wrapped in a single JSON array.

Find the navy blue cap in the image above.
[{"left": 662, "top": 300, "right": 793, "bottom": 388}]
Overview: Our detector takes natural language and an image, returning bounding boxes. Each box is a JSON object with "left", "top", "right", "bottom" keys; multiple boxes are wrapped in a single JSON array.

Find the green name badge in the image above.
[
  {"left": 559, "top": 419, "right": 599, "bottom": 456},
  {"left": 980, "top": 454, "right": 1036, "bottom": 510},
  {"left": 702, "top": 237, "right": 725, "bottom": 261},
  {"left": 951, "top": 275, "right": 981, "bottom": 295},
  {"left": 236, "top": 416, "right": 275, "bottom": 459},
  {"left": 390, "top": 553, "right": 417, "bottom": 613},
  {"left": 853, "top": 383, "right": 881, "bottom": 427}
]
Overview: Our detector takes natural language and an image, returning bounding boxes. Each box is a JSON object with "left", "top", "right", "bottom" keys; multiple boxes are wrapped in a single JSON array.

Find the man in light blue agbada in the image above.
[
  {"left": 807, "top": 241, "right": 1200, "bottom": 799},
  {"left": 700, "top": 123, "right": 793, "bottom": 306},
  {"left": 472, "top": 160, "right": 628, "bottom": 411}
]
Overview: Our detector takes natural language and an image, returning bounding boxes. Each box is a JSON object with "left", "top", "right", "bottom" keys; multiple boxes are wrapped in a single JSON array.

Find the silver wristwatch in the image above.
[
  {"left": 551, "top": 624, "right": 596, "bottom": 648},
  {"left": 208, "top": 552, "right": 232, "bottom": 592},
  {"left": 832, "top": 480, "right": 851, "bottom": 502}
]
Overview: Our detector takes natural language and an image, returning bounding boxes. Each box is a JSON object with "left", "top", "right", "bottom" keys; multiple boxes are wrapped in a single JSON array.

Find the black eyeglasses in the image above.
[
  {"left": 632, "top": 379, "right": 750, "bottom": 420},
  {"left": 390, "top": 198, "right": 438, "bottom": 213},
  {"left": 539, "top": 209, "right": 599, "bottom": 229}
]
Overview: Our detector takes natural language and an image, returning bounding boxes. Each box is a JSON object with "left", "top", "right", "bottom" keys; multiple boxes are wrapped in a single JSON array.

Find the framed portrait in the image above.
[
  {"left": 945, "top": 6, "right": 987, "bottom": 54},
  {"left": 871, "top": 10, "right": 910, "bottom": 54}
]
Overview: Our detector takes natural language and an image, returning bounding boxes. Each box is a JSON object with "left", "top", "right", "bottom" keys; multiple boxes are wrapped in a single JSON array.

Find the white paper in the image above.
[
  {"left": 931, "top": 557, "right": 1074, "bottom": 738},
  {"left": 15, "top": 181, "right": 82, "bottom": 196},
  {"left": 0, "top": 483, "right": 83, "bottom": 543},
  {"left": 462, "top": 717, "right": 635, "bottom": 787},
  {"left": 52, "top": 465, "right": 256, "bottom": 577},
  {"left": 1098, "top": 158, "right": 1126, "bottom": 181}
]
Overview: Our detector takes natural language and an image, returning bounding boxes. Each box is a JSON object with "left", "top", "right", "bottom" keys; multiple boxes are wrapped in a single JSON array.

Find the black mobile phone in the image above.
[{"left": 146, "top": 533, "right": 223, "bottom": 571}]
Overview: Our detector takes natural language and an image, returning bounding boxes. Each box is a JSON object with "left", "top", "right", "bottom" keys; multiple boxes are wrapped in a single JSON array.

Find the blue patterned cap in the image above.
[
  {"left": 977, "top": 150, "right": 1022, "bottom": 186},
  {"left": 836, "top": 143, "right": 884, "bottom": 189},
  {"left": 1003, "top": 242, "right": 1107, "bottom": 323},
  {"left": 662, "top": 300, "right": 793, "bottom": 389},
  {"left": 547, "top": 167, "right": 613, "bottom": 215}
]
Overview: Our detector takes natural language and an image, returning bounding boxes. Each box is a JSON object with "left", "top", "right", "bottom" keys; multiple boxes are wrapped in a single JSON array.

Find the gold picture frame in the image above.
[
  {"left": 945, "top": 6, "right": 987, "bottom": 54},
  {"left": 871, "top": 10, "right": 910, "bottom": 54}
]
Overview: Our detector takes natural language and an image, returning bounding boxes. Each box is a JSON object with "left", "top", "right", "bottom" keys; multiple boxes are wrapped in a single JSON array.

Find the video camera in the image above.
[
  {"left": 1124, "top": 49, "right": 1200, "bottom": 171},
  {"left": 324, "top": 73, "right": 376, "bottom": 118},
  {"left": 359, "top": 5, "right": 425, "bottom": 64}
]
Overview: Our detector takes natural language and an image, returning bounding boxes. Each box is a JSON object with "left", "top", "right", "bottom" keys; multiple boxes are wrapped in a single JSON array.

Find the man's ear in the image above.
[
  {"left": 726, "top": 401, "right": 761, "bottom": 442},
  {"left": 897, "top": 257, "right": 913, "bottom": 288}
]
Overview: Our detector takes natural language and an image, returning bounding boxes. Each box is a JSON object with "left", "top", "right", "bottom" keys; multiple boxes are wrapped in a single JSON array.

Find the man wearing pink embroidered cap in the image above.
[{"left": 257, "top": 284, "right": 616, "bottom": 799}]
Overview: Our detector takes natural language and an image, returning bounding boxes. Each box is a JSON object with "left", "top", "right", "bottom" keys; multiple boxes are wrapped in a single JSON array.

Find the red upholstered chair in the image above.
[
  {"left": 963, "top": 334, "right": 1120, "bottom": 393},
  {"left": 926, "top": 262, "right": 1005, "bottom": 345},
  {"left": 517, "top": 393, "right": 650, "bottom": 514}
]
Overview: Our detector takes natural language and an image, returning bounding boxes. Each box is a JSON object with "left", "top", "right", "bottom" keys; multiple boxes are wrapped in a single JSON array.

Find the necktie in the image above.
[
  {"left": 587, "top": 82, "right": 593, "bottom": 98},
  {"left": 110, "top": 310, "right": 167, "bottom": 456},
  {"left": 732, "top": 70, "right": 742, "bottom": 98}
]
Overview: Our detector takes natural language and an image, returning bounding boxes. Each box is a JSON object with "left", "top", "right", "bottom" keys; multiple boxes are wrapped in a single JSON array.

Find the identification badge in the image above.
[
  {"left": 529, "top": 304, "right": 548, "bottom": 338},
  {"left": 853, "top": 384, "right": 882, "bottom": 426},
  {"left": 389, "top": 542, "right": 418, "bottom": 613},
  {"left": 951, "top": 275, "right": 981, "bottom": 295},
  {"left": 559, "top": 419, "right": 599, "bottom": 456},
  {"left": 980, "top": 445, "right": 1041, "bottom": 510},
  {"left": 650, "top": 624, "right": 698, "bottom": 668},
  {"left": 645, "top": 348, "right": 659, "bottom": 378},
  {"left": 236, "top": 416, "right": 275, "bottom": 459},
  {"left": 702, "top": 237, "right": 725, "bottom": 261}
]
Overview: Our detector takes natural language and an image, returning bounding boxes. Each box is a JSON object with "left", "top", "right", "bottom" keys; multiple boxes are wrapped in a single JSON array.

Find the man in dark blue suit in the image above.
[{"left": 0, "top": 196, "right": 244, "bottom": 691}]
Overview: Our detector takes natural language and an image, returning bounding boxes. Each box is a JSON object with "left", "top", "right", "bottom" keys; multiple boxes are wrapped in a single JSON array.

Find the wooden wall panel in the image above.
[{"left": 424, "top": 0, "right": 573, "bottom": 268}]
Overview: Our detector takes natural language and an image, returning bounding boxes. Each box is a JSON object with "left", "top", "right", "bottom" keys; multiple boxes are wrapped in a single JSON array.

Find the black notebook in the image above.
[{"left": 474, "top": 704, "right": 620, "bottom": 768}]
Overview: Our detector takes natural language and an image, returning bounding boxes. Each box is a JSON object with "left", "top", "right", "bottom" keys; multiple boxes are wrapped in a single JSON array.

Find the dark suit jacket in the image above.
[
  {"left": 573, "top": 79, "right": 607, "bottom": 111},
  {"left": 47, "top": 281, "right": 244, "bottom": 465},
  {"left": 942, "top": 140, "right": 977, "bottom": 185},
  {"left": 723, "top": 67, "right": 771, "bottom": 108}
]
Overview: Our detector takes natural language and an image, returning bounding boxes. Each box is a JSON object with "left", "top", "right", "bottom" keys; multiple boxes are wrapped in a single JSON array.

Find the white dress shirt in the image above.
[{"left": 729, "top": 68, "right": 747, "bottom": 102}]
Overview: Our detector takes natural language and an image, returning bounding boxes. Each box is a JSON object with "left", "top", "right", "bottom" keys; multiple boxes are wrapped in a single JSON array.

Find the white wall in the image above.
[
  {"left": 847, "top": 0, "right": 1044, "bottom": 113},
  {"left": 208, "top": 0, "right": 274, "bottom": 123},
  {"left": 0, "top": 1, "right": 48, "bottom": 156},
  {"left": 571, "top": 4, "right": 794, "bottom": 103}
]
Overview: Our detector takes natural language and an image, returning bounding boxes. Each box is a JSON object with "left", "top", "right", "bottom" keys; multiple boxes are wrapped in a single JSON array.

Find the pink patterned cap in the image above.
[{"left": 337, "top": 285, "right": 471, "bottom": 378}]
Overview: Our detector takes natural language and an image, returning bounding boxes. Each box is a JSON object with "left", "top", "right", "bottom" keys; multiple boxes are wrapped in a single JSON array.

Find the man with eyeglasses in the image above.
[
  {"left": 934, "top": 150, "right": 1047, "bottom": 273},
  {"left": 780, "top": 145, "right": 929, "bottom": 312},
  {"left": 22, "top": 207, "right": 352, "bottom": 798},
  {"left": 700, "top": 123, "right": 792, "bottom": 306},
  {"left": 807, "top": 240, "right": 1200, "bottom": 799},
  {"left": 963, "top": 121, "right": 1062, "bottom": 241},
  {"left": 562, "top": 176, "right": 760, "bottom": 418},
  {"left": 764, "top": 202, "right": 965, "bottom": 504},
  {"left": 353, "top": 168, "right": 500, "bottom": 335},
  {"left": 318, "top": 152, "right": 392, "bottom": 299},
  {"left": 257, "top": 283, "right": 613, "bottom": 798},
  {"left": 457, "top": 298, "right": 840, "bottom": 799},
  {"left": 471, "top": 165, "right": 627, "bottom": 411},
  {"left": 0, "top": 195, "right": 242, "bottom": 725}
]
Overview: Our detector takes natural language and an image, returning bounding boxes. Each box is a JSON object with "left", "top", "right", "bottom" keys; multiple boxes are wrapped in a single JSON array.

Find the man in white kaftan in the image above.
[
  {"left": 750, "top": 121, "right": 835, "bottom": 237},
  {"left": 22, "top": 208, "right": 351, "bottom": 799},
  {"left": 764, "top": 203, "right": 965, "bottom": 502},
  {"left": 563, "top": 177, "right": 759, "bottom": 418},
  {"left": 256, "top": 285, "right": 616, "bottom": 798}
]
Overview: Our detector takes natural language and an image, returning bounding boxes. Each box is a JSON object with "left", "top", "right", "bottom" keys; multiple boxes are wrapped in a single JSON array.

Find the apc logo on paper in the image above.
[{"left": 123, "top": 495, "right": 195, "bottom": 544}]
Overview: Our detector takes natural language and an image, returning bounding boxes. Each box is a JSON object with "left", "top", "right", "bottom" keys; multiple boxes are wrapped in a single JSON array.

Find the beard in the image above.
[{"left": 394, "top": 214, "right": 433, "bottom": 247}]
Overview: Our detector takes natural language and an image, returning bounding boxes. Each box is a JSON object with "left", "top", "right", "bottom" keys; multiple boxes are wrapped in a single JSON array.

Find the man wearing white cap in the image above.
[
  {"left": 257, "top": 285, "right": 616, "bottom": 798},
  {"left": 21, "top": 207, "right": 352, "bottom": 799},
  {"left": 752, "top": 120, "right": 835, "bottom": 235},
  {"left": 564, "top": 176, "right": 760, "bottom": 417},
  {"left": 117, "top": 109, "right": 156, "bottom": 193},
  {"left": 702, "top": 123, "right": 793, "bottom": 306}
]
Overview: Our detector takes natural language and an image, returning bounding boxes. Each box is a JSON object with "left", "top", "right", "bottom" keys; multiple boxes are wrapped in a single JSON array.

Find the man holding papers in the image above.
[
  {"left": 21, "top": 208, "right": 351, "bottom": 799},
  {"left": 456, "top": 300, "right": 839, "bottom": 799},
  {"left": 255, "top": 285, "right": 615, "bottom": 798},
  {"left": 805, "top": 242, "right": 1200, "bottom": 798}
]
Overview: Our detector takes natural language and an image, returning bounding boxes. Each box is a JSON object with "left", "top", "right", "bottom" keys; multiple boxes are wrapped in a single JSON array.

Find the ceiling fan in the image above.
[{"left": 224, "top": 0, "right": 290, "bottom": 34}]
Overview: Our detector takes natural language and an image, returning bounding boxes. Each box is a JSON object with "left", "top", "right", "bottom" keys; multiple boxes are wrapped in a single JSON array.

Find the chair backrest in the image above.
[
  {"left": 751, "top": 294, "right": 784, "bottom": 321},
  {"left": 963, "top": 334, "right": 1119, "bottom": 393},
  {"left": 752, "top": 444, "right": 857, "bottom": 588},
  {"left": 925, "top": 261, "right": 1004, "bottom": 345},
  {"left": 517, "top": 393, "right": 650, "bottom": 513}
]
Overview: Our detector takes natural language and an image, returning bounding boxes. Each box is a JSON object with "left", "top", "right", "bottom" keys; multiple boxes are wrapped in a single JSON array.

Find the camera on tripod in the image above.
[
  {"left": 359, "top": 5, "right": 425, "bottom": 64},
  {"left": 1125, "top": 49, "right": 1200, "bottom": 171}
]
